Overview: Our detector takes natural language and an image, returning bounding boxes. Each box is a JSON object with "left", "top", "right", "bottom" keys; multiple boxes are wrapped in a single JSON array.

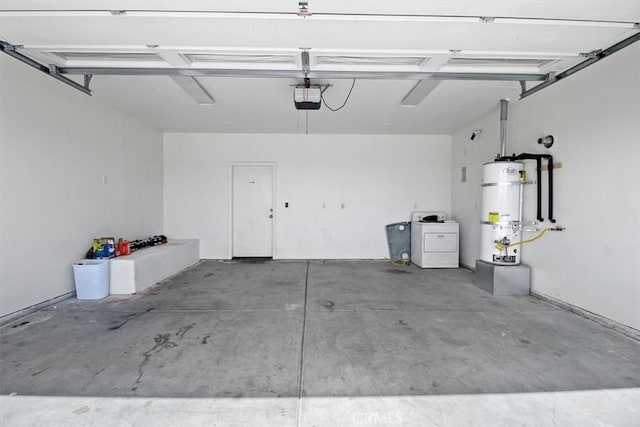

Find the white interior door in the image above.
[{"left": 232, "top": 165, "right": 274, "bottom": 257}]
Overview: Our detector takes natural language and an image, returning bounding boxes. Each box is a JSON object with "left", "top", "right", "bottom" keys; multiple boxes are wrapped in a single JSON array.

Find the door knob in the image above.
[{"left": 269, "top": 214, "right": 273, "bottom": 218}]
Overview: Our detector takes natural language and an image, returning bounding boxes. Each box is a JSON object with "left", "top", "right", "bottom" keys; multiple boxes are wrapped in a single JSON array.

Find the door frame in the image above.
[{"left": 229, "top": 162, "right": 277, "bottom": 260}]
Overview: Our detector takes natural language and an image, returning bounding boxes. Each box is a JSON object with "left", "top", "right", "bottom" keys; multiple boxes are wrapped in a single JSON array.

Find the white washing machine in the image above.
[{"left": 411, "top": 211, "right": 459, "bottom": 268}]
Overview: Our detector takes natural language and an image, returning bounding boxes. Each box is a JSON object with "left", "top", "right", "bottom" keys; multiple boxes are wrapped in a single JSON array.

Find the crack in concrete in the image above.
[
  {"left": 133, "top": 334, "right": 177, "bottom": 389},
  {"left": 31, "top": 367, "right": 50, "bottom": 377},
  {"left": 132, "top": 323, "right": 196, "bottom": 390},
  {"left": 11, "top": 321, "right": 30, "bottom": 329},
  {"left": 109, "top": 308, "right": 154, "bottom": 330},
  {"left": 176, "top": 323, "right": 196, "bottom": 340}
]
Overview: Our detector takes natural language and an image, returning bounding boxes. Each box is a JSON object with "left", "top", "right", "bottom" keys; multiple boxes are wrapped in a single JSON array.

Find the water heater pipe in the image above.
[
  {"left": 501, "top": 153, "right": 556, "bottom": 223},
  {"left": 499, "top": 99, "right": 508, "bottom": 157}
]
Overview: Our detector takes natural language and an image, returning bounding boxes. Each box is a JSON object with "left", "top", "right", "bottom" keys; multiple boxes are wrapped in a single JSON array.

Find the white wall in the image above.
[
  {"left": 165, "top": 133, "right": 451, "bottom": 259},
  {"left": 451, "top": 42, "right": 640, "bottom": 330},
  {"left": 0, "top": 55, "right": 164, "bottom": 318}
]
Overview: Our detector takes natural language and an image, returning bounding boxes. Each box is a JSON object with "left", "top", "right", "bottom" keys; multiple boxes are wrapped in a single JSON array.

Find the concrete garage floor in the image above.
[{"left": 1, "top": 260, "right": 639, "bottom": 425}]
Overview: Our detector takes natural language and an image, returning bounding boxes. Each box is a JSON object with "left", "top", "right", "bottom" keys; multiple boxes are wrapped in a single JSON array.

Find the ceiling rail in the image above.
[
  {"left": 57, "top": 66, "right": 547, "bottom": 82},
  {"left": 0, "top": 40, "right": 92, "bottom": 95},
  {"left": 520, "top": 29, "right": 640, "bottom": 99}
]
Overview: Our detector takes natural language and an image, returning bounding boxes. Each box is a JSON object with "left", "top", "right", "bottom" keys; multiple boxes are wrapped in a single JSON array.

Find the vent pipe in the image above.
[{"left": 499, "top": 99, "right": 508, "bottom": 158}]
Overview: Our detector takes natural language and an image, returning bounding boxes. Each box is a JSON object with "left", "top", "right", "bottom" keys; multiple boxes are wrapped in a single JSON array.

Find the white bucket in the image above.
[{"left": 72, "top": 259, "right": 109, "bottom": 300}]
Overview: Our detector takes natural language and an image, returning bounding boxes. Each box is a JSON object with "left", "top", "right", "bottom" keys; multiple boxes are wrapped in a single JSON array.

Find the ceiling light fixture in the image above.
[
  {"left": 401, "top": 80, "right": 442, "bottom": 106},
  {"left": 170, "top": 76, "right": 215, "bottom": 105}
]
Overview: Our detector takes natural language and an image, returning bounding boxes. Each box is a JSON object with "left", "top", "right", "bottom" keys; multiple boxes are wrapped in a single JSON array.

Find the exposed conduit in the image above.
[{"left": 499, "top": 99, "right": 508, "bottom": 158}]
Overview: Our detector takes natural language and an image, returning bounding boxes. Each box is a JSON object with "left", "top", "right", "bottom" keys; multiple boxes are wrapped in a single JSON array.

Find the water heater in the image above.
[{"left": 480, "top": 161, "right": 524, "bottom": 265}]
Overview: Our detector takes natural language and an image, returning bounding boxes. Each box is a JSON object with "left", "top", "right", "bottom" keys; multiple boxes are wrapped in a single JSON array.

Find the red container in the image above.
[{"left": 118, "top": 241, "right": 131, "bottom": 256}]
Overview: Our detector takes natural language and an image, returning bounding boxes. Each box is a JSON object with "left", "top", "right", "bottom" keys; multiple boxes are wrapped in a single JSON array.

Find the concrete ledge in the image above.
[
  {"left": 475, "top": 259, "right": 531, "bottom": 296},
  {"left": 2, "top": 389, "right": 639, "bottom": 426},
  {"left": 110, "top": 239, "right": 199, "bottom": 295}
]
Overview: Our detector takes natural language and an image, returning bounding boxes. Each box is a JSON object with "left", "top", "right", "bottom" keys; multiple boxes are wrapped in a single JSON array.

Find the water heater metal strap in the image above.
[
  {"left": 481, "top": 221, "right": 521, "bottom": 225},
  {"left": 481, "top": 181, "right": 534, "bottom": 187},
  {"left": 481, "top": 182, "right": 521, "bottom": 187}
]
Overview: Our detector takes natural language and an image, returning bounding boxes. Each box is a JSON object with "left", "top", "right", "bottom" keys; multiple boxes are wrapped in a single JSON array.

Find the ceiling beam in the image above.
[
  {"left": 401, "top": 80, "right": 442, "bottom": 106},
  {"left": 170, "top": 76, "right": 215, "bottom": 104},
  {"left": 156, "top": 51, "right": 191, "bottom": 67}
]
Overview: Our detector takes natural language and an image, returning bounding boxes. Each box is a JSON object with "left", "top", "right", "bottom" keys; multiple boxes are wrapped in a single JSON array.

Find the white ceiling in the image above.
[{"left": 1, "top": 1, "right": 639, "bottom": 134}]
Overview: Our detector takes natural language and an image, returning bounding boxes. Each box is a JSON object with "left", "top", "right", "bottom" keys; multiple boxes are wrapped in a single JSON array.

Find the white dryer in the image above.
[{"left": 411, "top": 211, "right": 459, "bottom": 268}]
